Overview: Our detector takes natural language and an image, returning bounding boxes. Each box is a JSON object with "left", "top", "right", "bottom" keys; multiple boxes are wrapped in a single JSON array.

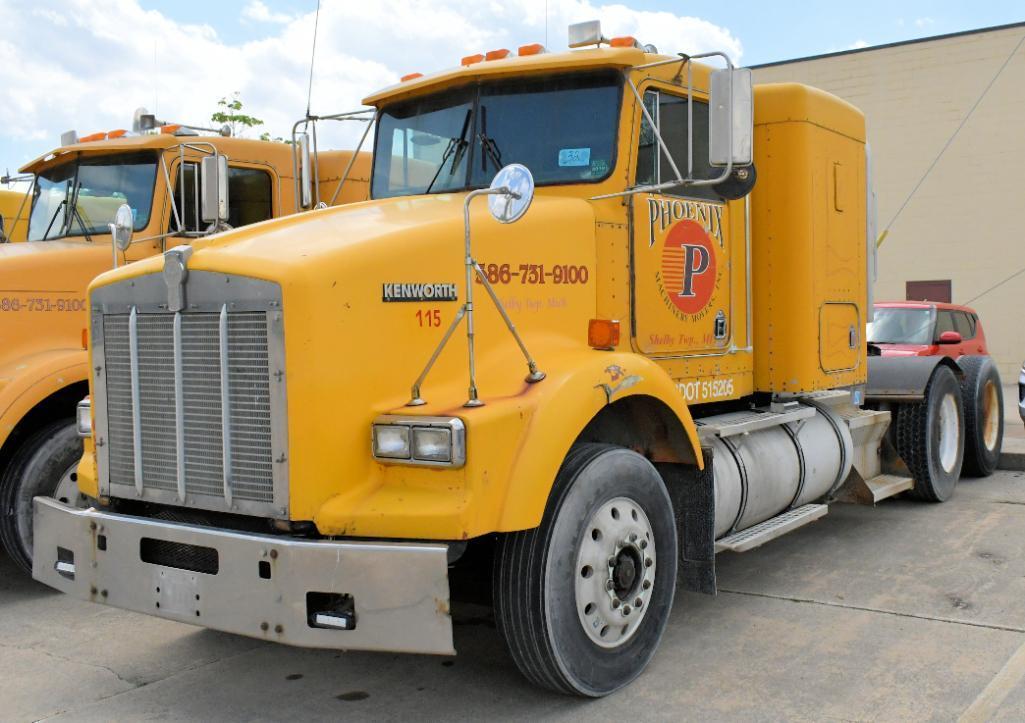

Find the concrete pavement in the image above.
[{"left": 3, "top": 470, "right": 1025, "bottom": 721}]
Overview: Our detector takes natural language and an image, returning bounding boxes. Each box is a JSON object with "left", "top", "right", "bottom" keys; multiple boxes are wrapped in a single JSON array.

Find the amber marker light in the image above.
[
  {"left": 78, "top": 132, "right": 106, "bottom": 143},
  {"left": 485, "top": 48, "right": 511, "bottom": 61},
  {"left": 461, "top": 53, "right": 484, "bottom": 66},
  {"left": 588, "top": 319, "right": 621, "bottom": 350},
  {"left": 106, "top": 129, "right": 128, "bottom": 138},
  {"left": 401, "top": 72, "right": 423, "bottom": 82},
  {"left": 609, "top": 36, "right": 638, "bottom": 48},
  {"left": 81, "top": 328, "right": 88, "bottom": 349},
  {"left": 518, "top": 43, "right": 546, "bottom": 56},
  {"left": 160, "top": 124, "right": 182, "bottom": 134}
]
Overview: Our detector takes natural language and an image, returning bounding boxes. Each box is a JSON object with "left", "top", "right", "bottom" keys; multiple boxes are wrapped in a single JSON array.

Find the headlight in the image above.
[
  {"left": 76, "top": 397, "right": 92, "bottom": 438},
  {"left": 372, "top": 424, "right": 411, "bottom": 459},
  {"left": 372, "top": 416, "right": 465, "bottom": 467}
]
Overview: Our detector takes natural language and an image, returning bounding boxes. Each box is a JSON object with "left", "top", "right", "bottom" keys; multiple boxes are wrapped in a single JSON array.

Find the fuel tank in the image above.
[{"left": 699, "top": 403, "right": 853, "bottom": 538}]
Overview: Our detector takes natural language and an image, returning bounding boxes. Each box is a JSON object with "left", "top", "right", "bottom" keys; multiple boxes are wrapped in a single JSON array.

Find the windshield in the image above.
[
  {"left": 867, "top": 307, "right": 936, "bottom": 345},
  {"left": 27, "top": 152, "right": 158, "bottom": 241},
  {"left": 372, "top": 71, "right": 621, "bottom": 198}
]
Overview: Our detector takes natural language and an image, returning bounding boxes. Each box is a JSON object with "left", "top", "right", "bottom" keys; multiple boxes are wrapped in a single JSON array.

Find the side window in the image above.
[
  {"left": 934, "top": 311, "right": 957, "bottom": 339},
  {"left": 170, "top": 163, "right": 273, "bottom": 234},
  {"left": 169, "top": 162, "right": 202, "bottom": 234},
  {"left": 227, "top": 167, "right": 273, "bottom": 227},
  {"left": 954, "top": 312, "right": 977, "bottom": 340},
  {"left": 635, "top": 89, "right": 718, "bottom": 201}
]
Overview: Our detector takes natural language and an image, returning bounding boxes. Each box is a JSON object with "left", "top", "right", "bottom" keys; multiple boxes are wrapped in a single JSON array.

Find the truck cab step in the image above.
[{"left": 715, "top": 503, "right": 828, "bottom": 553}]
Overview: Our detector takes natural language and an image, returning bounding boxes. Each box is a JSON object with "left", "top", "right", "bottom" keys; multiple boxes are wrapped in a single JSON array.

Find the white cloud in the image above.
[
  {"left": 915, "top": 17, "right": 934, "bottom": 29},
  {"left": 242, "top": 0, "right": 292, "bottom": 25},
  {"left": 848, "top": 39, "right": 869, "bottom": 50},
  {"left": 0, "top": 0, "right": 742, "bottom": 172}
]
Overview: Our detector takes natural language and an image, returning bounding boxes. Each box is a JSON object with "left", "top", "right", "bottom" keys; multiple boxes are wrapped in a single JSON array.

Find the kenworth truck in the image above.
[
  {"left": 0, "top": 120, "right": 370, "bottom": 572},
  {"left": 34, "top": 22, "right": 976, "bottom": 696}
]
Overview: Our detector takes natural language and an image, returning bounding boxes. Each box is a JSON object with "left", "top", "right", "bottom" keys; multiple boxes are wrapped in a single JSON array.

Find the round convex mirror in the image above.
[
  {"left": 488, "top": 164, "right": 534, "bottom": 224},
  {"left": 111, "top": 203, "right": 134, "bottom": 250}
]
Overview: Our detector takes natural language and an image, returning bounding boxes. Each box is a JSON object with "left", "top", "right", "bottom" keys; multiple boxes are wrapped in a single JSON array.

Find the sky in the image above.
[{"left": 0, "top": 0, "right": 1023, "bottom": 179}]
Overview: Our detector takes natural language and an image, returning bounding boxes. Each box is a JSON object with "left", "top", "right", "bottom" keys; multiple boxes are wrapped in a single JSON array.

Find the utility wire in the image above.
[
  {"left": 305, "top": 0, "right": 322, "bottom": 118},
  {"left": 877, "top": 30, "right": 1025, "bottom": 248}
]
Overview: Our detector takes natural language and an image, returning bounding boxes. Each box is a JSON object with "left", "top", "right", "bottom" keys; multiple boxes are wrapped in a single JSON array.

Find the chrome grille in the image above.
[{"left": 92, "top": 270, "right": 287, "bottom": 517}]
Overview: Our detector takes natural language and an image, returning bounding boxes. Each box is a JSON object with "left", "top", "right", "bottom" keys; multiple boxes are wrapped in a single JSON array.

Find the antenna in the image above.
[{"left": 305, "top": 0, "right": 322, "bottom": 118}]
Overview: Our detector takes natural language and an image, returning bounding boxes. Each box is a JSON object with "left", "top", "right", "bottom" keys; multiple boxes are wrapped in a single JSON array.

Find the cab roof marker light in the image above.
[
  {"left": 160, "top": 124, "right": 182, "bottom": 135},
  {"left": 609, "top": 36, "right": 640, "bottom": 48},
  {"left": 401, "top": 72, "right": 423, "bottom": 82},
  {"left": 461, "top": 53, "right": 484, "bottom": 66},
  {"left": 106, "top": 129, "right": 128, "bottom": 139},
  {"left": 518, "top": 43, "right": 547, "bottom": 56},
  {"left": 79, "top": 132, "right": 106, "bottom": 143},
  {"left": 485, "top": 48, "right": 511, "bottom": 61}
]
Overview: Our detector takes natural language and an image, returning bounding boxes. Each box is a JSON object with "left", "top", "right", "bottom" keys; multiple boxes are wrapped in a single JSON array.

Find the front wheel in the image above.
[
  {"left": 493, "top": 444, "right": 678, "bottom": 697},
  {"left": 0, "top": 420, "right": 86, "bottom": 574}
]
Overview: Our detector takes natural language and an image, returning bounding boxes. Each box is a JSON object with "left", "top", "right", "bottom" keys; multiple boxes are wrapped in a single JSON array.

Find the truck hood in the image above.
[{"left": 87, "top": 192, "right": 599, "bottom": 523}]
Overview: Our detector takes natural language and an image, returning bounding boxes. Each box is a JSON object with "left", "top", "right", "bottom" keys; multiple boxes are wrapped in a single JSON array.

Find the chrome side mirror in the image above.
[
  {"left": 108, "top": 203, "right": 134, "bottom": 267},
  {"left": 709, "top": 67, "right": 753, "bottom": 167},
  {"left": 200, "top": 154, "right": 229, "bottom": 224},
  {"left": 298, "top": 132, "right": 313, "bottom": 208},
  {"left": 488, "top": 164, "right": 534, "bottom": 224}
]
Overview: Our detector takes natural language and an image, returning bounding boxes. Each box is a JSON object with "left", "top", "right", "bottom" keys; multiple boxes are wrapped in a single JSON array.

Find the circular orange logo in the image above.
[{"left": 661, "top": 220, "right": 716, "bottom": 315}]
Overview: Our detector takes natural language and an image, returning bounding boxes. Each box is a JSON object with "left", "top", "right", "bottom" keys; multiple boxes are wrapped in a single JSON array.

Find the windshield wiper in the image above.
[
  {"left": 477, "top": 105, "right": 503, "bottom": 173},
  {"left": 424, "top": 109, "right": 473, "bottom": 195},
  {"left": 41, "top": 197, "right": 67, "bottom": 241}
]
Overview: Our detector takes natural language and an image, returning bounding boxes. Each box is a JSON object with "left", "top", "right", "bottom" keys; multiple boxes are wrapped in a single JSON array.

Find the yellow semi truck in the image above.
[
  {"left": 0, "top": 119, "right": 370, "bottom": 572},
  {"left": 0, "top": 185, "right": 29, "bottom": 242},
  {"left": 34, "top": 23, "right": 975, "bottom": 696}
]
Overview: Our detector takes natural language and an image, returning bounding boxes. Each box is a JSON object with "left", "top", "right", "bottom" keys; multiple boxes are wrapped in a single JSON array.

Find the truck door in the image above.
[{"left": 631, "top": 88, "right": 732, "bottom": 357}]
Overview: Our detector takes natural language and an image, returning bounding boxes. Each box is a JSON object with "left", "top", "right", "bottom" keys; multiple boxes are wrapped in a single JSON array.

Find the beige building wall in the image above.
[{"left": 752, "top": 23, "right": 1025, "bottom": 378}]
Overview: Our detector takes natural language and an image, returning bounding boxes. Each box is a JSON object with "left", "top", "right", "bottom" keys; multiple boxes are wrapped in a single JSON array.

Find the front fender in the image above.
[
  {"left": 494, "top": 350, "right": 701, "bottom": 532},
  {"left": 0, "top": 348, "right": 89, "bottom": 449}
]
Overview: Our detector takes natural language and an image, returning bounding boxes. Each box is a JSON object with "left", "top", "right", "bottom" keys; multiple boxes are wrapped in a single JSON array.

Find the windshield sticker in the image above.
[
  {"left": 558, "top": 148, "right": 591, "bottom": 167},
  {"left": 589, "top": 158, "right": 609, "bottom": 177}
]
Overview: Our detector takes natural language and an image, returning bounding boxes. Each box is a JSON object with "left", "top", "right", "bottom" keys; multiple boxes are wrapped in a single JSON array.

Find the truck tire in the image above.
[
  {"left": 958, "top": 356, "right": 1003, "bottom": 477},
  {"left": 493, "top": 443, "right": 678, "bottom": 697},
  {"left": 896, "top": 365, "right": 964, "bottom": 502},
  {"left": 0, "top": 420, "right": 85, "bottom": 574}
]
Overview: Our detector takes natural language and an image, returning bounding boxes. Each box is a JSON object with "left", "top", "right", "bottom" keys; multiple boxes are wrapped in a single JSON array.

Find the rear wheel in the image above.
[
  {"left": 959, "top": 356, "right": 1003, "bottom": 477},
  {"left": 896, "top": 365, "right": 964, "bottom": 502},
  {"left": 493, "top": 444, "right": 678, "bottom": 697},
  {"left": 0, "top": 420, "right": 86, "bottom": 574}
]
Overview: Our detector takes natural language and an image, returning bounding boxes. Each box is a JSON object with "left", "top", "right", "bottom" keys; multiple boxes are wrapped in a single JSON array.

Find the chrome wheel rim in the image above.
[
  {"left": 938, "top": 393, "right": 960, "bottom": 473},
  {"left": 575, "top": 497, "right": 656, "bottom": 649},
  {"left": 53, "top": 464, "right": 83, "bottom": 507},
  {"left": 982, "top": 381, "right": 1000, "bottom": 451}
]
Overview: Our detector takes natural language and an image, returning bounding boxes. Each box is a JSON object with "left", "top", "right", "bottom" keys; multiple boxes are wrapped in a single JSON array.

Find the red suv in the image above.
[
  {"left": 868, "top": 302, "right": 988, "bottom": 358},
  {"left": 868, "top": 301, "right": 1002, "bottom": 477}
]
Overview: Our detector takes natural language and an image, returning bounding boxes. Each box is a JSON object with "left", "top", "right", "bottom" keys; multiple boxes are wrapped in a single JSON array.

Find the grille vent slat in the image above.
[{"left": 103, "top": 309, "right": 275, "bottom": 505}]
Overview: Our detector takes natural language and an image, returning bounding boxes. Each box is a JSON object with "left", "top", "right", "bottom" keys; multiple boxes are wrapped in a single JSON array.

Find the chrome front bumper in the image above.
[{"left": 32, "top": 497, "right": 454, "bottom": 655}]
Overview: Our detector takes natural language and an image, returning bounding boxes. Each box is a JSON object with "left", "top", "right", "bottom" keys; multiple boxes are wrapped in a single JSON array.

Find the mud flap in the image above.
[{"left": 657, "top": 446, "right": 716, "bottom": 595}]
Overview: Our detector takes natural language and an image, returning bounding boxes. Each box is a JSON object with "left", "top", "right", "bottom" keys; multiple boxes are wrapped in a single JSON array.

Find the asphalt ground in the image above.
[{"left": 3, "top": 469, "right": 1025, "bottom": 722}]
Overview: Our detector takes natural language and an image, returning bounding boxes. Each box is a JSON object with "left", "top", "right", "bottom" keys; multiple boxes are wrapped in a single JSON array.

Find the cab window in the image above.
[
  {"left": 636, "top": 89, "right": 718, "bottom": 201},
  {"left": 170, "top": 163, "right": 273, "bottom": 234}
]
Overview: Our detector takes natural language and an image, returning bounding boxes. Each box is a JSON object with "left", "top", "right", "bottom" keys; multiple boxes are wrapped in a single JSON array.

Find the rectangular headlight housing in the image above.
[
  {"left": 76, "top": 397, "right": 92, "bottom": 438},
  {"left": 372, "top": 416, "right": 465, "bottom": 467}
]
